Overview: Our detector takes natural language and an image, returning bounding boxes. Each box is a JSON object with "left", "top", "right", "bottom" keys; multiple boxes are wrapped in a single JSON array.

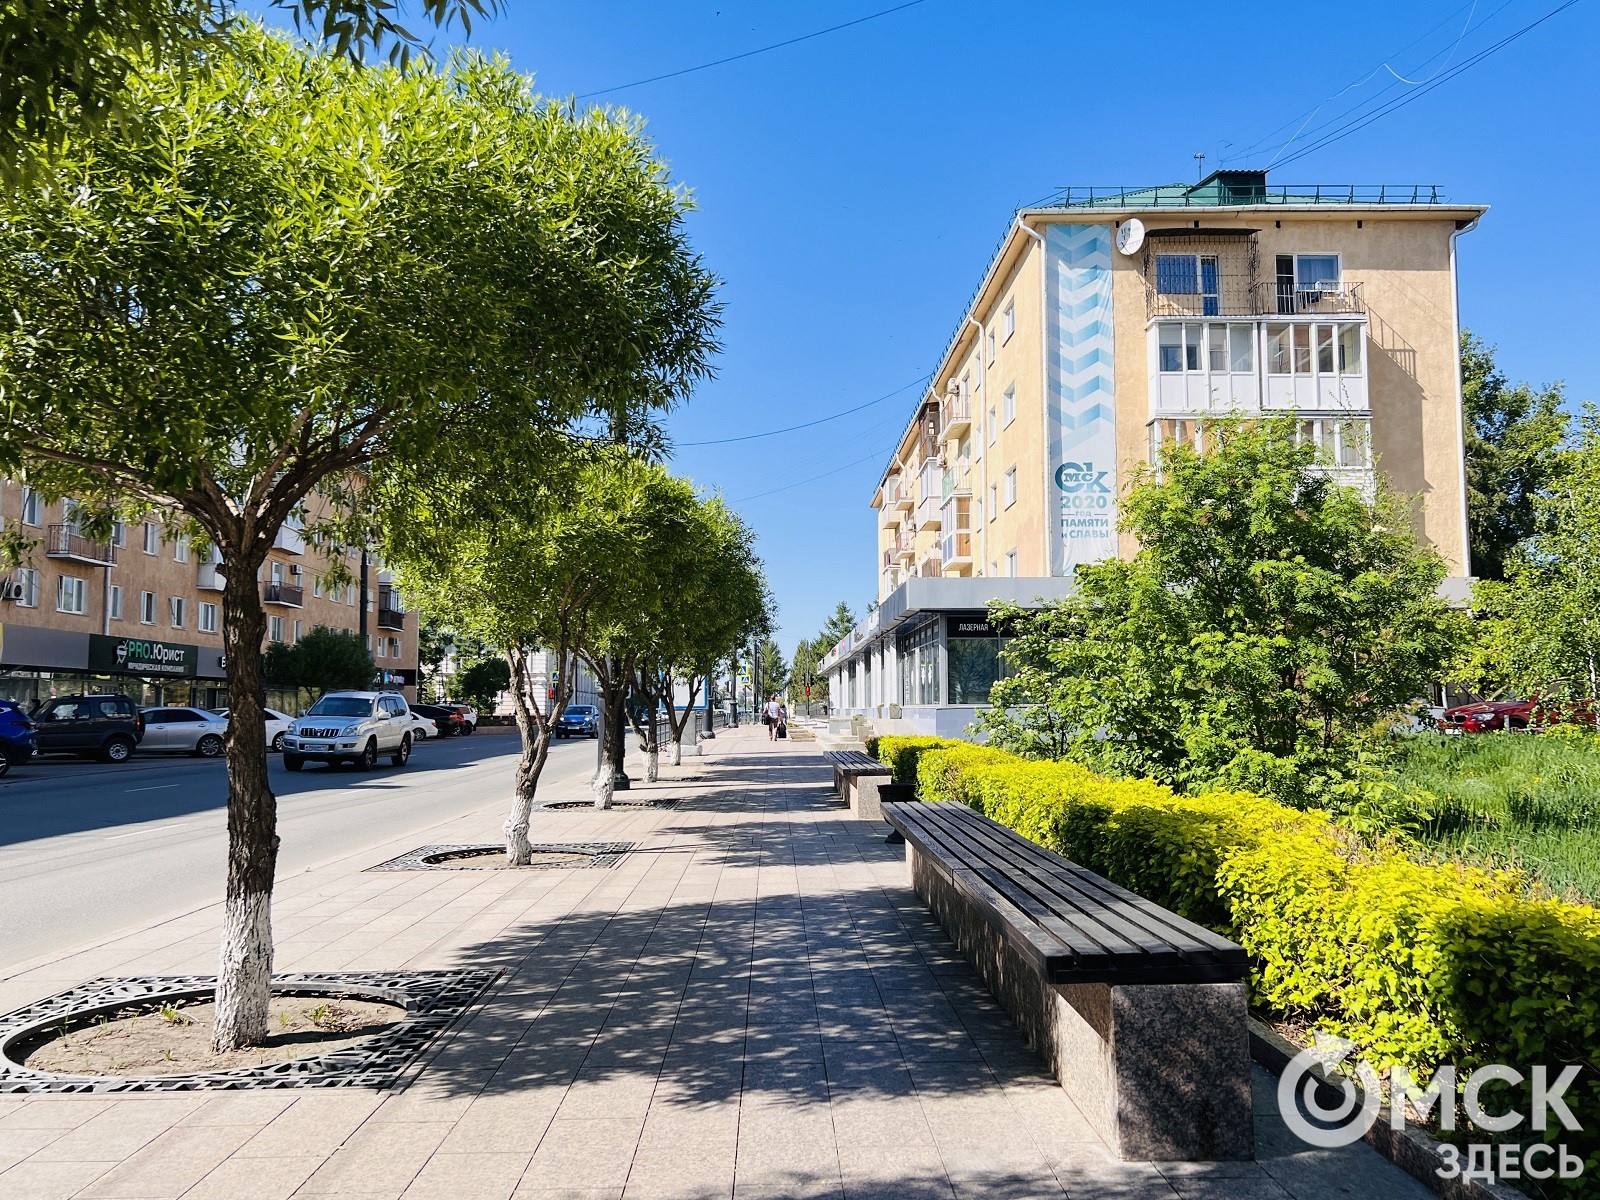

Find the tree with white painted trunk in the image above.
[{"left": 0, "top": 31, "right": 717, "bottom": 1049}]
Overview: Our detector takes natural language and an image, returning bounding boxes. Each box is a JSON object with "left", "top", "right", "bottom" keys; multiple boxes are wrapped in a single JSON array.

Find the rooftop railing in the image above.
[{"left": 1044, "top": 184, "right": 1448, "bottom": 209}]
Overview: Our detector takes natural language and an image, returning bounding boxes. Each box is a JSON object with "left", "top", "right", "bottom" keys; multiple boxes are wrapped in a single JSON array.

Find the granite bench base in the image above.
[
  {"left": 830, "top": 765, "right": 893, "bottom": 820},
  {"left": 907, "top": 843, "right": 1252, "bottom": 1162}
]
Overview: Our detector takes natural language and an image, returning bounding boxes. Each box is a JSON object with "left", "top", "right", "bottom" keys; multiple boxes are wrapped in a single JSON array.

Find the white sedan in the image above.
[
  {"left": 216, "top": 707, "right": 295, "bottom": 752},
  {"left": 403, "top": 710, "right": 440, "bottom": 741}
]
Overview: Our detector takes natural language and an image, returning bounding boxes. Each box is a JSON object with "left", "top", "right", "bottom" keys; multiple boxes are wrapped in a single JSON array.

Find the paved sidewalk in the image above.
[{"left": 0, "top": 728, "right": 1434, "bottom": 1199}]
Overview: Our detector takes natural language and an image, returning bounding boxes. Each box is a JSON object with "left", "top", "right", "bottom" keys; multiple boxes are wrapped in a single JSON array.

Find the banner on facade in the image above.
[{"left": 87, "top": 633, "right": 199, "bottom": 677}]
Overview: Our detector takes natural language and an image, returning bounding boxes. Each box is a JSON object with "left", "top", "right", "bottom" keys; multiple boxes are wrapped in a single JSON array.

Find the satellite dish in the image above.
[{"left": 1115, "top": 218, "right": 1145, "bottom": 255}]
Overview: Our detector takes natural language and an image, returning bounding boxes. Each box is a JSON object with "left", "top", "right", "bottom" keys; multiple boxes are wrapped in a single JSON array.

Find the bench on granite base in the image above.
[
  {"left": 821, "top": 750, "right": 893, "bottom": 819},
  {"left": 883, "top": 799, "right": 1253, "bottom": 1162}
]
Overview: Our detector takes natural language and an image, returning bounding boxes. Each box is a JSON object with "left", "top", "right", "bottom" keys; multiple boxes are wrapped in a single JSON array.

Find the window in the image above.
[
  {"left": 173, "top": 534, "right": 189, "bottom": 563},
  {"left": 1158, "top": 322, "right": 1254, "bottom": 374},
  {"left": 312, "top": 577, "right": 323, "bottom": 598},
  {"left": 1002, "top": 300, "right": 1016, "bottom": 343},
  {"left": 56, "top": 574, "right": 87, "bottom": 614},
  {"left": 19, "top": 488, "right": 40, "bottom": 526},
  {"left": 1295, "top": 417, "right": 1373, "bottom": 470},
  {"left": 111, "top": 521, "right": 126, "bottom": 548},
  {"left": 1296, "top": 254, "right": 1340, "bottom": 288},
  {"left": 347, "top": 584, "right": 356, "bottom": 606},
  {"left": 389, "top": 637, "right": 402, "bottom": 658},
  {"left": 1002, "top": 383, "right": 1016, "bottom": 426},
  {"left": 1265, "top": 321, "right": 1363, "bottom": 377},
  {"left": 292, "top": 619, "right": 303, "bottom": 642},
  {"left": 108, "top": 585, "right": 123, "bottom": 621},
  {"left": 269, "top": 615, "right": 284, "bottom": 643},
  {"left": 140, "top": 590, "right": 156, "bottom": 624},
  {"left": 1155, "top": 254, "right": 1220, "bottom": 315},
  {"left": 1005, "top": 550, "right": 1018, "bottom": 577},
  {"left": 986, "top": 327, "right": 996, "bottom": 362},
  {"left": 8, "top": 567, "right": 36, "bottom": 607},
  {"left": 269, "top": 561, "right": 284, "bottom": 584},
  {"left": 987, "top": 406, "right": 997, "bottom": 445},
  {"left": 143, "top": 522, "right": 158, "bottom": 554},
  {"left": 989, "top": 484, "right": 998, "bottom": 520},
  {"left": 1148, "top": 418, "right": 1205, "bottom": 463},
  {"left": 199, "top": 601, "right": 218, "bottom": 633},
  {"left": 1003, "top": 467, "right": 1017, "bottom": 508},
  {"left": 169, "top": 596, "right": 186, "bottom": 628}
]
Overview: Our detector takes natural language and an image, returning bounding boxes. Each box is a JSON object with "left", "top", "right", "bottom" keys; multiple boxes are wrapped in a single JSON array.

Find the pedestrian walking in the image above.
[
  {"left": 763, "top": 695, "right": 782, "bottom": 741},
  {"left": 776, "top": 702, "right": 789, "bottom": 740}
]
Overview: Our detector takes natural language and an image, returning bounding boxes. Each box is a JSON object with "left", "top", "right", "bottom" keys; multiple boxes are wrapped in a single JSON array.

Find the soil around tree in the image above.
[{"left": 19, "top": 996, "right": 404, "bottom": 1077}]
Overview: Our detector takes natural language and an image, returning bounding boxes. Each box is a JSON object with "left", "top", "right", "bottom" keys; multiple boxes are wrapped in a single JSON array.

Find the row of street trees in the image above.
[{"left": 0, "top": 25, "right": 724, "bottom": 1051}]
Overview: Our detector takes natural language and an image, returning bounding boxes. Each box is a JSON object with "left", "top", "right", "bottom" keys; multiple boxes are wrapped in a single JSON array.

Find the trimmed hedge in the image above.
[{"left": 876, "top": 737, "right": 1600, "bottom": 1190}]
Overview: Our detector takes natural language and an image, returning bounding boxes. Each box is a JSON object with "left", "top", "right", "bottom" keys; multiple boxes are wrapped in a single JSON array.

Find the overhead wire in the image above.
[
  {"left": 729, "top": 443, "right": 897, "bottom": 504},
  {"left": 576, "top": 0, "right": 933, "bottom": 100},
  {"left": 677, "top": 374, "right": 930, "bottom": 447}
]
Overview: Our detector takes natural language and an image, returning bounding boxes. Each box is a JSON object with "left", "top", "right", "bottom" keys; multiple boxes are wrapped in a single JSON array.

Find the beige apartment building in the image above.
[
  {"left": 0, "top": 482, "right": 418, "bottom": 709},
  {"left": 824, "top": 170, "right": 1484, "bottom": 736}
]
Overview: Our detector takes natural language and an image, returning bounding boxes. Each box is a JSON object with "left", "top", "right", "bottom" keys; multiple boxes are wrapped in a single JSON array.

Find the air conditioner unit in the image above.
[
  {"left": 289, "top": 564, "right": 303, "bottom": 576},
  {"left": 1, "top": 581, "right": 23, "bottom": 601}
]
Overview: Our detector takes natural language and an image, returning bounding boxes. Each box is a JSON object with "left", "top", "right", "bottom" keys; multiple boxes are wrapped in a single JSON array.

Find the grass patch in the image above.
[{"left": 1395, "top": 731, "right": 1600, "bottom": 901}]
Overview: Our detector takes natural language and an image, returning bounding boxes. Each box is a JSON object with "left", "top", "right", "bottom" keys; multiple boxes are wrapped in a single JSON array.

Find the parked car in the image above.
[
  {"left": 139, "top": 706, "right": 229, "bottom": 757},
  {"left": 445, "top": 702, "right": 478, "bottom": 733},
  {"left": 30, "top": 694, "right": 145, "bottom": 763},
  {"left": 402, "top": 710, "right": 439, "bottom": 741},
  {"left": 554, "top": 704, "right": 600, "bottom": 739},
  {"left": 282, "top": 692, "right": 414, "bottom": 771},
  {"left": 1443, "top": 693, "right": 1597, "bottom": 733},
  {"left": 412, "top": 703, "right": 469, "bottom": 737},
  {"left": 0, "top": 699, "right": 38, "bottom": 777},
  {"left": 215, "top": 707, "right": 295, "bottom": 752}
]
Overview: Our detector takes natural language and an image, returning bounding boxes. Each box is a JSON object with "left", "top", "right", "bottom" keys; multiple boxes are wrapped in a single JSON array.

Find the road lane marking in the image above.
[{"left": 126, "top": 785, "right": 180, "bottom": 793}]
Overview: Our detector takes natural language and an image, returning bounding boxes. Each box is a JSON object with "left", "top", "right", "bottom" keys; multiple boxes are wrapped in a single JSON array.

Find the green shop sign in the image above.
[{"left": 88, "top": 634, "right": 199, "bottom": 678}]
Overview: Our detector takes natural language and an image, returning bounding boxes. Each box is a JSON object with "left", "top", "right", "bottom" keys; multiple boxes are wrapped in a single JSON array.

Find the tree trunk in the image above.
[
  {"left": 644, "top": 733, "right": 659, "bottom": 783},
  {"left": 671, "top": 737, "right": 682, "bottom": 767},
  {"left": 503, "top": 646, "right": 552, "bottom": 865},
  {"left": 592, "top": 685, "right": 618, "bottom": 809},
  {"left": 212, "top": 554, "right": 277, "bottom": 1053}
]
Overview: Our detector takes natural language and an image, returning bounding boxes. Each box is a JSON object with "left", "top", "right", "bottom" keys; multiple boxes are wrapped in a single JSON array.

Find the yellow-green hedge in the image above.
[{"left": 884, "top": 739, "right": 1600, "bottom": 1187}]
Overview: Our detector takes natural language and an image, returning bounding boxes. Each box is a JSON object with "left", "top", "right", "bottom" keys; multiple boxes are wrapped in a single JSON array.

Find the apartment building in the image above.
[
  {"left": 0, "top": 482, "right": 419, "bottom": 709},
  {"left": 824, "top": 170, "right": 1484, "bottom": 735}
]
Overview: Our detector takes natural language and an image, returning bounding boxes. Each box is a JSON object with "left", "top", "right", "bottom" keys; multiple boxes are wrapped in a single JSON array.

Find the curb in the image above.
[{"left": 1248, "top": 1019, "right": 1529, "bottom": 1200}]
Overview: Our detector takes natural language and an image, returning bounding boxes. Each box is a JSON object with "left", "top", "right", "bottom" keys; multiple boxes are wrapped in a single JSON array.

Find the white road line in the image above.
[{"left": 125, "top": 785, "right": 180, "bottom": 793}]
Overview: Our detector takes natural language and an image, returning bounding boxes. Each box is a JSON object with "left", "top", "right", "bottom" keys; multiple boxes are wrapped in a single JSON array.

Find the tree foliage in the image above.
[
  {"left": 1461, "top": 331, "right": 1568, "bottom": 581},
  {"left": 980, "top": 419, "right": 1468, "bottom": 813},
  {"left": 456, "top": 657, "right": 510, "bottom": 713},
  {"left": 262, "top": 625, "right": 375, "bottom": 695}
]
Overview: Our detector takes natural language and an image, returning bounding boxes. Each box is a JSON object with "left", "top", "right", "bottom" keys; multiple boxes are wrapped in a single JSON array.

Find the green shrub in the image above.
[
  {"left": 872, "top": 736, "right": 956, "bottom": 784},
  {"left": 913, "top": 742, "right": 1600, "bottom": 1191}
]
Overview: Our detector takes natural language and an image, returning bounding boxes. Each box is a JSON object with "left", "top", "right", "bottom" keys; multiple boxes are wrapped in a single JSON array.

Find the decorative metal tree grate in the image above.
[
  {"left": 0, "top": 970, "right": 500, "bottom": 1094},
  {"left": 539, "top": 798, "right": 678, "bottom": 811},
  {"left": 367, "top": 842, "right": 636, "bottom": 871}
]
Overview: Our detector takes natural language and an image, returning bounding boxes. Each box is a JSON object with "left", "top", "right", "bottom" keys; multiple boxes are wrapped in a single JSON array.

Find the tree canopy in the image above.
[{"left": 262, "top": 625, "right": 375, "bottom": 695}]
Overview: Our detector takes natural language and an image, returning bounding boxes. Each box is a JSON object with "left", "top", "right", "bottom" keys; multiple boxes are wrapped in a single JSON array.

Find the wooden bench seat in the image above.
[
  {"left": 884, "top": 799, "right": 1253, "bottom": 1162},
  {"left": 822, "top": 750, "right": 893, "bottom": 820}
]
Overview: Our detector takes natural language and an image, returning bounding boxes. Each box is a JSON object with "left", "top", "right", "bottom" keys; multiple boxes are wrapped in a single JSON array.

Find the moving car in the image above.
[
  {"left": 30, "top": 694, "right": 145, "bottom": 763},
  {"left": 282, "top": 691, "right": 414, "bottom": 771},
  {"left": 554, "top": 704, "right": 600, "bottom": 739},
  {"left": 0, "top": 699, "right": 38, "bottom": 777},
  {"left": 216, "top": 707, "right": 295, "bottom": 752},
  {"left": 412, "top": 703, "right": 468, "bottom": 737},
  {"left": 139, "top": 706, "right": 229, "bottom": 757}
]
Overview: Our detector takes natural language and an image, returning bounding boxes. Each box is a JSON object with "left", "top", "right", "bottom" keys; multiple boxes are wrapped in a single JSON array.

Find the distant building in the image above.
[{"left": 823, "top": 171, "right": 1485, "bottom": 736}]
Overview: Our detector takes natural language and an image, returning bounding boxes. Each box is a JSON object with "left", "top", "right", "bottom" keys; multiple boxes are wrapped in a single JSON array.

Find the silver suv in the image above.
[{"left": 283, "top": 692, "right": 413, "bottom": 771}]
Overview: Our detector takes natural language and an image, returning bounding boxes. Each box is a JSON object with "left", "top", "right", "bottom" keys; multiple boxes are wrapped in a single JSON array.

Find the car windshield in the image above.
[
  {"left": 564, "top": 707, "right": 595, "bottom": 717},
  {"left": 306, "top": 697, "right": 372, "bottom": 718}
]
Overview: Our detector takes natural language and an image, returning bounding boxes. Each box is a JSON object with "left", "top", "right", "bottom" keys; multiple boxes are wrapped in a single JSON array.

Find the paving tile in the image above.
[
  {"left": 295, "top": 1120, "right": 451, "bottom": 1195},
  {"left": 401, "top": 1151, "right": 532, "bottom": 1200},
  {"left": 439, "top": 1091, "right": 567, "bottom": 1155},
  {"left": 0, "top": 1100, "right": 117, "bottom": 1130},
  {"left": 30, "top": 1100, "right": 204, "bottom": 1164},
  {"left": 233, "top": 1093, "right": 382, "bottom": 1159},
  {"left": 75, "top": 1124, "right": 255, "bottom": 1199},
  {"left": 523, "top": 1117, "right": 643, "bottom": 1190},
  {"left": 180, "top": 1154, "right": 323, "bottom": 1200},
  {"left": 0, "top": 1158, "right": 114, "bottom": 1200}
]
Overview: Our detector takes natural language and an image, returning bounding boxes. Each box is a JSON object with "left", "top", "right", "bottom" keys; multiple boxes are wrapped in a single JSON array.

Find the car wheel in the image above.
[
  {"left": 195, "top": 733, "right": 224, "bottom": 758},
  {"left": 358, "top": 739, "right": 378, "bottom": 770},
  {"left": 284, "top": 753, "right": 304, "bottom": 772},
  {"left": 271, "top": 731, "right": 285, "bottom": 752},
  {"left": 100, "top": 735, "right": 134, "bottom": 764},
  {"left": 0, "top": 753, "right": 9, "bottom": 779},
  {"left": 390, "top": 735, "right": 411, "bottom": 768}
]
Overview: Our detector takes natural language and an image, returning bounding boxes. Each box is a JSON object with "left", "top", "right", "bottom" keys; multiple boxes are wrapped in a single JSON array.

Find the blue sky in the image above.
[{"left": 256, "top": 0, "right": 1600, "bottom": 657}]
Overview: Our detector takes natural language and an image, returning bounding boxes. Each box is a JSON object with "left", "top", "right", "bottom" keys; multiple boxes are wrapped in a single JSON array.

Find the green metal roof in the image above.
[{"left": 1043, "top": 170, "right": 1447, "bottom": 209}]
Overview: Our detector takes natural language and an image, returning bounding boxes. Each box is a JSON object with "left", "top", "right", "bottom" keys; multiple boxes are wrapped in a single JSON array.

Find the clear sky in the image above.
[{"left": 252, "top": 0, "right": 1600, "bottom": 658}]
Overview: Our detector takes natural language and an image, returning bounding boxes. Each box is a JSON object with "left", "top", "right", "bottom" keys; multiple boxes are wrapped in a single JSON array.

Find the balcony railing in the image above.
[
  {"left": 941, "top": 392, "right": 972, "bottom": 438},
  {"left": 915, "top": 493, "right": 942, "bottom": 530},
  {"left": 46, "top": 525, "right": 118, "bottom": 566},
  {"left": 916, "top": 555, "right": 943, "bottom": 578},
  {"left": 262, "top": 581, "right": 305, "bottom": 607},
  {"left": 1147, "top": 277, "right": 1366, "bottom": 320},
  {"left": 377, "top": 606, "right": 406, "bottom": 631},
  {"left": 197, "top": 561, "right": 225, "bottom": 591}
]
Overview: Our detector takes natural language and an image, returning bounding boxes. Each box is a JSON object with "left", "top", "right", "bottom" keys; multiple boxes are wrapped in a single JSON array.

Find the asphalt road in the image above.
[{"left": 0, "top": 729, "right": 604, "bottom": 971}]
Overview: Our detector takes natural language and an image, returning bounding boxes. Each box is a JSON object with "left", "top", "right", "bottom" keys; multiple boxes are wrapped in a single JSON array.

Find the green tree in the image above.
[
  {"left": 0, "top": 30, "right": 717, "bottom": 1049},
  {"left": 1461, "top": 331, "right": 1568, "bottom": 581},
  {"left": 0, "top": 0, "right": 497, "bottom": 178},
  {"left": 263, "top": 626, "right": 375, "bottom": 695},
  {"left": 820, "top": 601, "right": 857, "bottom": 649},
  {"left": 980, "top": 418, "right": 1467, "bottom": 814},
  {"left": 1467, "top": 408, "right": 1600, "bottom": 702},
  {"left": 456, "top": 658, "right": 510, "bottom": 714},
  {"left": 415, "top": 617, "right": 452, "bottom": 702},
  {"left": 754, "top": 637, "right": 790, "bottom": 703}
]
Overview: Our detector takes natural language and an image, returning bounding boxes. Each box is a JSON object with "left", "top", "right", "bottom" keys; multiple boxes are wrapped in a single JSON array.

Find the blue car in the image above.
[
  {"left": 553, "top": 704, "right": 599, "bottom": 739},
  {"left": 0, "top": 699, "right": 39, "bottom": 778}
]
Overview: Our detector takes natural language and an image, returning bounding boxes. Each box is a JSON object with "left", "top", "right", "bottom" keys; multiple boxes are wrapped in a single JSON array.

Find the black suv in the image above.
[{"left": 31, "top": 694, "right": 146, "bottom": 763}]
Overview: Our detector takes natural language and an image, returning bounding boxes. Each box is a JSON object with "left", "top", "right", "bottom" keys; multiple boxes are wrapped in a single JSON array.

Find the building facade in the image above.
[
  {"left": 0, "top": 482, "right": 419, "bottom": 709},
  {"left": 824, "top": 171, "right": 1484, "bottom": 735}
]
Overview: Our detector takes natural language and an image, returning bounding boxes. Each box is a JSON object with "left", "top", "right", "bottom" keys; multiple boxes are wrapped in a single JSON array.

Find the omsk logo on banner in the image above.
[{"left": 1055, "top": 462, "right": 1111, "bottom": 495}]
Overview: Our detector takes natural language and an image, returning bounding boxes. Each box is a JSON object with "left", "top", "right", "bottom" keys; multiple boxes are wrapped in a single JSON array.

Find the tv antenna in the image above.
[{"left": 1194, "top": 151, "right": 1206, "bottom": 179}]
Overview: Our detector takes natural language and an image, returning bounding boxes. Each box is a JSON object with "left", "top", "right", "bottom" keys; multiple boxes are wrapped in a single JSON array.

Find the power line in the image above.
[
  {"left": 1270, "top": 0, "right": 1581, "bottom": 170},
  {"left": 576, "top": 0, "right": 933, "bottom": 100},
  {"left": 678, "top": 374, "right": 929, "bottom": 447},
  {"left": 729, "top": 443, "right": 894, "bottom": 504}
]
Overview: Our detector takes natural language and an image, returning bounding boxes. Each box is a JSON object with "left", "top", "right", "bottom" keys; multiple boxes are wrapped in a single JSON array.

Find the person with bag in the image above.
[
  {"left": 763, "top": 695, "right": 782, "bottom": 741},
  {"left": 776, "top": 702, "right": 789, "bottom": 740}
]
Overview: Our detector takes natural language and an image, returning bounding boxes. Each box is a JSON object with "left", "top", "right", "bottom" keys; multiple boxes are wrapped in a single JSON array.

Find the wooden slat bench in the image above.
[
  {"left": 821, "top": 750, "right": 893, "bottom": 820},
  {"left": 884, "top": 799, "right": 1253, "bottom": 1162}
]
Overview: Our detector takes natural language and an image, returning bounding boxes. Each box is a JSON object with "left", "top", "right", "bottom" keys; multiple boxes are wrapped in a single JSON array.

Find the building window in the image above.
[
  {"left": 986, "top": 327, "right": 996, "bottom": 362},
  {"left": 989, "top": 483, "right": 998, "bottom": 520},
  {"left": 987, "top": 406, "right": 997, "bottom": 445},
  {"left": 108, "top": 585, "right": 123, "bottom": 621},
  {"left": 1005, "top": 550, "right": 1018, "bottom": 577},
  {"left": 390, "top": 637, "right": 402, "bottom": 658},
  {"left": 56, "top": 575, "right": 88, "bottom": 614},
  {"left": 1295, "top": 254, "right": 1340, "bottom": 288},
  {"left": 140, "top": 590, "right": 156, "bottom": 624},
  {"left": 19, "top": 488, "right": 41, "bottom": 526},
  {"left": 199, "top": 602, "right": 218, "bottom": 633},
  {"left": 312, "top": 577, "right": 323, "bottom": 598},
  {"left": 173, "top": 534, "right": 189, "bottom": 563},
  {"left": 1265, "top": 321, "right": 1363, "bottom": 377},
  {"left": 111, "top": 521, "right": 126, "bottom": 548},
  {"left": 1003, "top": 383, "right": 1016, "bottom": 426},
  {"left": 269, "top": 616, "right": 284, "bottom": 643},
  {"left": 143, "top": 522, "right": 158, "bottom": 554},
  {"left": 1158, "top": 322, "right": 1255, "bottom": 374},
  {"left": 347, "top": 584, "right": 356, "bottom": 606},
  {"left": 1002, "top": 300, "right": 1016, "bottom": 343},
  {"left": 1155, "top": 254, "right": 1221, "bottom": 315},
  {"left": 170, "top": 596, "right": 186, "bottom": 628},
  {"left": 292, "top": 619, "right": 303, "bottom": 642},
  {"left": 1295, "top": 417, "right": 1373, "bottom": 470},
  {"left": 1003, "top": 467, "right": 1017, "bottom": 508}
]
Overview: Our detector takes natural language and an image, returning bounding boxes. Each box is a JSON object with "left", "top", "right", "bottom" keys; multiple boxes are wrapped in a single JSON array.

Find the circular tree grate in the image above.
[
  {"left": 540, "top": 799, "right": 678, "bottom": 811},
  {"left": 368, "top": 842, "right": 635, "bottom": 871}
]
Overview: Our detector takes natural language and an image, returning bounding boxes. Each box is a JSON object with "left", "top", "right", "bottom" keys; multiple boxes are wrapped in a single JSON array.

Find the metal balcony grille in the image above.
[{"left": 46, "top": 525, "right": 117, "bottom": 566}]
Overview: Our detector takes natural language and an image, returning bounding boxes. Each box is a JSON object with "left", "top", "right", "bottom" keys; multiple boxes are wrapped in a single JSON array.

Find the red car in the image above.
[{"left": 1442, "top": 694, "right": 1596, "bottom": 733}]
